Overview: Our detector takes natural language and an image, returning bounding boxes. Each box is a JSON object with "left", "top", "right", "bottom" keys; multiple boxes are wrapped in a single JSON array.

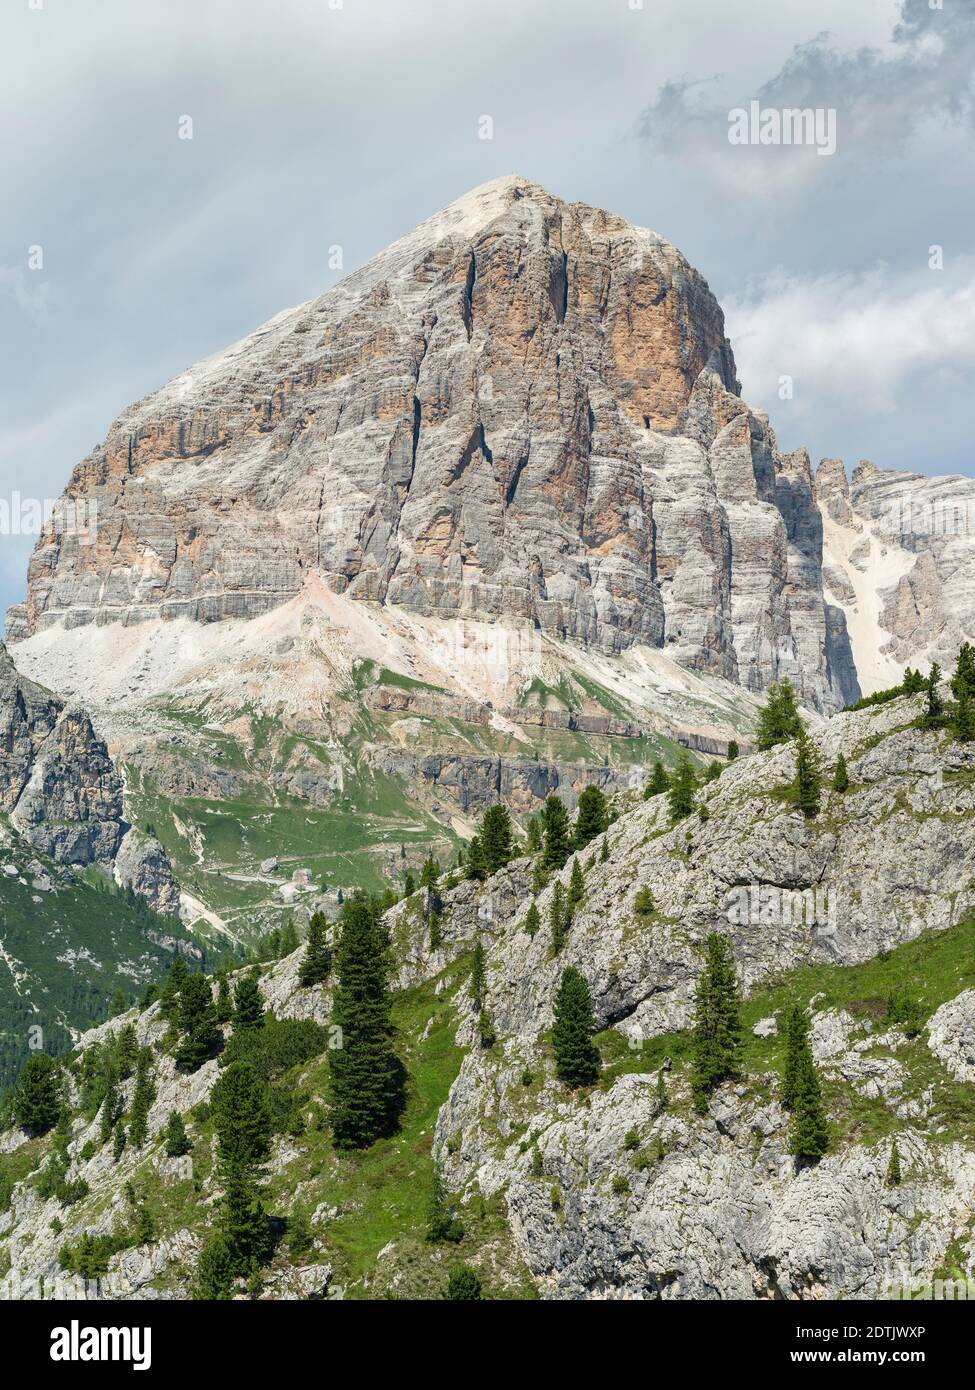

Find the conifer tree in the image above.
[
  {"left": 115, "top": 1023, "right": 138, "bottom": 1079},
  {"left": 599, "top": 835, "right": 610, "bottom": 863},
  {"left": 885, "top": 1139, "right": 902, "bottom": 1188},
  {"left": 756, "top": 677, "right": 804, "bottom": 750},
  {"left": 163, "top": 1110, "right": 191, "bottom": 1158},
  {"left": 173, "top": 973, "right": 221, "bottom": 1072},
  {"left": 99, "top": 1068, "right": 120, "bottom": 1145},
  {"left": 403, "top": 870, "right": 416, "bottom": 896},
  {"left": 13, "top": 1052, "right": 61, "bottom": 1136},
  {"left": 140, "top": 982, "right": 161, "bottom": 1010},
  {"left": 925, "top": 663, "right": 944, "bottom": 724},
  {"left": 656, "top": 1068, "right": 667, "bottom": 1110},
  {"left": 549, "top": 880, "right": 570, "bottom": 954},
  {"left": 127, "top": 1048, "right": 155, "bottom": 1149},
  {"left": 327, "top": 897, "right": 405, "bottom": 1148},
  {"left": 481, "top": 804, "right": 513, "bottom": 874},
  {"left": 299, "top": 911, "right": 332, "bottom": 987},
  {"left": 215, "top": 973, "right": 233, "bottom": 1023},
  {"left": 212, "top": 1059, "right": 274, "bottom": 1270},
  {"left": 727, "top": 740, "right": 739, "bottom": 761},
  {"left": 789, "top": 1044, "right": 829, "bottom": 1165},
  {"left": 690, "top": 933, "right": 743, "bottom": 1112},
  {"left": 426, "top": 1163, "right": 464, "bottom": 1243},
  {"left": 832, "top": 751, "right": 849, "bottom": 792},
  {"left": 668, "top": 751, "right": 697, "bottom": 823},
  {"left": 468, "top": 937, "right": 495, "bottom": 1045},
  {"left": 477, "top": 1007, "right": 496, "bottom": 1049},
  {"left": 113, "top": 1124, "right": 127, "bottom": 1161},
  {"left": 444, "top": 1266, "right": 482, "bottom": 1300},
  {"left": 286, "top": 1207, "right": 313, "bottom": 1255},
  {"left": 52, "top": 1098, "right": 72, "bottom": 1164},
  {"left": 794, "top": 729, "right": 823, "bottom": 819},
  {"left": 524, "top": 902, "right": 540, "bottom": 937},
  {"left": 159, "top": 955, "right": 189, "bottom": 1022},
  {"left": 530, "top": 859, "right": 549, "bottom": 895},
  {"left": 232, "top": 972, "right": 265, "bottom": 1032},
  {"left": 568, "top": 856, "right": 585, "bottom": 908},
  {"left": 645, "top": 761, "right": 669, "bottom": 799},
  {"left": 781, "top": 1004, "right": 809, "bottom": 1110},
  {"left": 109, "top": 989, "right": 128, "bottom": 1019},
  {"left": 465, "top": 835, "right": 486, "bottom": 881},
  {"left": 552, "top": 966, "right": 600, "bottom": 1087},
  {"left": 428, "top": 910, "right": 442, "bottom": 951},
  {"left": 541, "top": 796, "right": 572, "bottom": 870},
  {"left": 255, "top": 926, "right": 281, "bottom": 963},
  {"left": 953, "top": 683, "right": 975, "bottom": 742},
  {"left": 193, "top": 1234, "right": 236, "bottom": 1300},
  {"left": 526, "top": 816, "right": 542, "bottom": 854},
  {"left": 951, "top": 641, "right": 975, "bottom": 700},
  {"left": 135, "top": 1205, "right": 156, "bottom": 1245},
  {"left": 574, "top": 785, "right": 608, "bottom": 848},
  {"left": 419, "top": 853, "right": 441, "bottom": 889},
  {"left": 704, "top": 760, "right": 722, "bottom": 783}
]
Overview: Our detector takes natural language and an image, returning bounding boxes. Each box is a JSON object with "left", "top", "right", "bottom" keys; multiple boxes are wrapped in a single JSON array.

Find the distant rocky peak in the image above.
[{"left": 0, "top": 640, "right": 178, "bottom": 912}]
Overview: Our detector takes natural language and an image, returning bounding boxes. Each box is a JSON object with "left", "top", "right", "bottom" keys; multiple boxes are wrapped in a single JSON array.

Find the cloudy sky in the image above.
[{"left": 2, "top": 0, "right": 973, "bottom": 622}]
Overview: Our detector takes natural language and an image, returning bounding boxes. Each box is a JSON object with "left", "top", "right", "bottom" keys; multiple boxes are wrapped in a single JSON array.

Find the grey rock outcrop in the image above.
[
  {"left": 370, "top": 748, "right": 622, "bottom": 814},
  {"left": 0, "top": 643, "right": 124, "bottom": 866},
  {"left": 817, "top": 457, "right": 975, "bottom": 691},
  {"left": 0, "top": 641, "right": 178, "bottom": 904},
  {"left": 113, "top": 828, "right": 181, "bottom": 917},
  {"left": 927, "top": 991, "right": 975, "bottom": 1082}
]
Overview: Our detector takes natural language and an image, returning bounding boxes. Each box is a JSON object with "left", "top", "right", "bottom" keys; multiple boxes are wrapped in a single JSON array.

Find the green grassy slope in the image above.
[
  {"left": 0, "top": 835, "right": 197, "bottom": 1088},
  {"left": 597, "top": 914, "right": 975, "bottom": 1149},
  {"left": 120, "top": 661, "right": 706, "bottom": 945}
]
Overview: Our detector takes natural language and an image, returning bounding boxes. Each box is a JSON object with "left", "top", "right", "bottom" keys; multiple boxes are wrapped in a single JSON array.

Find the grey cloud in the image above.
[{"left": 640, "top": 1, "right": 974, "bottom": 165}]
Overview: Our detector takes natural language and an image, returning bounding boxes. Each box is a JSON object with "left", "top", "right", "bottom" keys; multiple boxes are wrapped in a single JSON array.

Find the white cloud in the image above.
[
  {"left": 0, "top": 265, "right": 50, "bottom": 322},
  {"left": 724, "top": 260, "right": 975, "bottom": 420}
]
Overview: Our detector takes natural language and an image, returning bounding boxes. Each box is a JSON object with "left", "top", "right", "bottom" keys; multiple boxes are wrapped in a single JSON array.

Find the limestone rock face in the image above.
[
  {"left": 10, "top": 706, "right": 125, "bottom": 865},
  {"left": 113, "top": 828, "right": 182, "bottom": 916},
  {"left": 0, "top": 641, "right": 61, "bottom": 811},
  {"left": 817, "top": 457, "right": 975, "bottom": 694},
  {"left": 0, "top": 641, "right": 178, "bottom": 904},
  {"left": 10, "top": 177, "right": 857, "bottom": 711},
  {"left": 369, "top": 747, "right": 622, "bottom": 815},
  {"left": 0, "top": 643, "right": 124, "bottom": 866},
  {"left": 927, "top": 991, "right": 975, "bottom": 1082}
]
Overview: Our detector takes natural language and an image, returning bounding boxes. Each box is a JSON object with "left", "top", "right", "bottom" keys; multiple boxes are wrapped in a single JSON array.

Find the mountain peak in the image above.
[{"left": 10, "top": 178, "right": 863, "bottom": 714}]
